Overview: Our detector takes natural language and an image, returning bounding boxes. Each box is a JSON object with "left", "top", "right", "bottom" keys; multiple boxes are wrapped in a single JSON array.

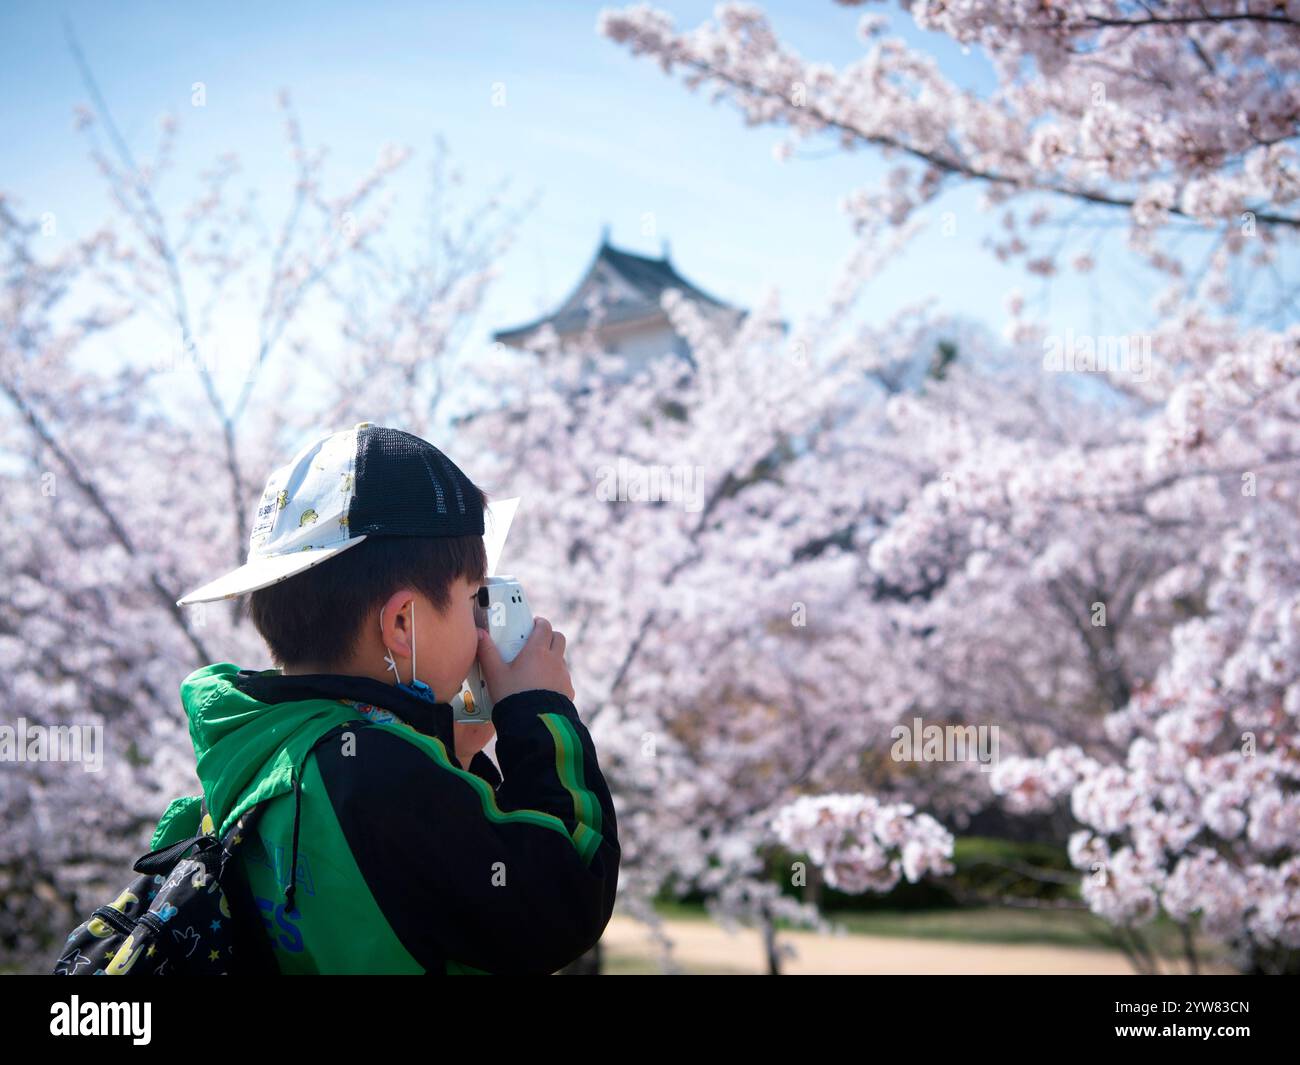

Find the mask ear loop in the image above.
[
  {"left": 381, "top": 601, "right": 419, "bottom": 688},
  {"left": 382, "top": 608, "right": 403, "bottom": 685}
]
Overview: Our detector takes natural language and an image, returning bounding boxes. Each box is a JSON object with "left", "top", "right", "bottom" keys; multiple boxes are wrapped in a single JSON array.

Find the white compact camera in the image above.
[{"left": 450, "top": 575, "right": 534, "bottom": 724}]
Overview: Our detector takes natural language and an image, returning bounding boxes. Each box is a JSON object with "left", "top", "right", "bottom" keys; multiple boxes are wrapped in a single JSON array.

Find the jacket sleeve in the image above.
[{"left": 313, "top": 688, "right": 619, "bottom": 975}]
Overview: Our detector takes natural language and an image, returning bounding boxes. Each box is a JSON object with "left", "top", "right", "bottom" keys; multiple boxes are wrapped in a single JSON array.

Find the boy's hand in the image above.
[{"left": 476, "top": 617, "right": 575, "bottom": 704}]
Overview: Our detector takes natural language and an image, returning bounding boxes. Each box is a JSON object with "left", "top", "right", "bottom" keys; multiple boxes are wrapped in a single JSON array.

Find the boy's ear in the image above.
[{"left": 379, "top": 588, "right": 417, "bottom": 653}]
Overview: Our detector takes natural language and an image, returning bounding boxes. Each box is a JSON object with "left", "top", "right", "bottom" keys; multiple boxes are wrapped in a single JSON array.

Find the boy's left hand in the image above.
[{"left": 453, "top": 721, "right": 496, "bottom": 770}]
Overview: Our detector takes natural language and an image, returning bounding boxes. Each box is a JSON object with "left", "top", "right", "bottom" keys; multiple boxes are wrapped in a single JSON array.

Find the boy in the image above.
[{"left": 150, "top": 422, "right": 619, "bottom": 974}]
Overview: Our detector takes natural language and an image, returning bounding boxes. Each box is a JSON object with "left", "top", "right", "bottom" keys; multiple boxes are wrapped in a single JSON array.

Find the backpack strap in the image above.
[
  {"left": 133, "top": 790, "right": 271, "bottom": 875},
  {"left": 133, "top": 830, "right": 213, "bottom": 875},
  {"left": 209, "top": 795, "right": 278, "bottom": 974}
]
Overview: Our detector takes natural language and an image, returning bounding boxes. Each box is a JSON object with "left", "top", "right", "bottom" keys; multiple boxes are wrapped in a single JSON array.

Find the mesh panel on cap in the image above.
[{"left": 348, "top": 426, "right": 485, "bottom": 537}]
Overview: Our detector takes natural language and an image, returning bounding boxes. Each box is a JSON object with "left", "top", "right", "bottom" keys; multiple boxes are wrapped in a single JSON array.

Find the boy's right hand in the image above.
[{"left": 476, "top": 617, "right": 575, "bottom": 704}]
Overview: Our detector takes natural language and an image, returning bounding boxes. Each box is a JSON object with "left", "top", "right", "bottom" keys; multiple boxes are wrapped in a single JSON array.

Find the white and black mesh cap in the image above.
[{"left": 175, "top": 422, "right": 485, "bottom": 606}]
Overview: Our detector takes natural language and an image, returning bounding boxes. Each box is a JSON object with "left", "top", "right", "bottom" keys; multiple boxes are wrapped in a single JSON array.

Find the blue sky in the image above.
[{"left": 0, "top": 0, "right": 1250, "bottom": 410}]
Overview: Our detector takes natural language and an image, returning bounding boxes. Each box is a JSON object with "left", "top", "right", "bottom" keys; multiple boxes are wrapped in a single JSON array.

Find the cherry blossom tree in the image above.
[
  {"left": 7, "top": 0, "right": 1298, "bottom": 978},
  {"left": 598, "top": 0, "right": 1300, "bottom": 973},
  {"left": 0, "top": 35, "right": 522, "bottom": 967},
  {"left": 459, "top": 242, "right": 985, "bottom": 972}
]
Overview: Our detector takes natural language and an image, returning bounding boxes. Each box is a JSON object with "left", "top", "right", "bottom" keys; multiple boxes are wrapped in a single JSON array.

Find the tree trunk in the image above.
[{"left": 762, "top": 906, "right": 783, "bottom": 975}]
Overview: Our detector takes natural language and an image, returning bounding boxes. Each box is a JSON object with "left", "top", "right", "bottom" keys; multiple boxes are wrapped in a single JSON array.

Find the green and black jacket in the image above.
[{"left": 148, "top": 662, "right": 619, "bottom": 974}]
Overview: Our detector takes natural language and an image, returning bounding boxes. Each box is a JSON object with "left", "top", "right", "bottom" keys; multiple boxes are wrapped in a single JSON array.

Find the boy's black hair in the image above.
[{"left": 249, "top": 487, "right": 489, "bottom": 669}]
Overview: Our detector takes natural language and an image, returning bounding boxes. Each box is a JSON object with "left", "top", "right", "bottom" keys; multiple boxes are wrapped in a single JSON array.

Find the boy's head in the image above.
[
  {"left": 176, "top": 423, "right": 491, "bottom": 699},
  {"left": 249, "top": 525, "right": 488, "bottom": 695}
]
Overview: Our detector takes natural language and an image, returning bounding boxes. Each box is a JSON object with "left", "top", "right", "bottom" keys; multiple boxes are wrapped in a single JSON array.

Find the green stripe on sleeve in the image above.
[
  {"left": 380, "top": 724, "right": 602, "bottom": 863},
  {"left": 540, "top": 713, "right": 603, "bottom": 846}
]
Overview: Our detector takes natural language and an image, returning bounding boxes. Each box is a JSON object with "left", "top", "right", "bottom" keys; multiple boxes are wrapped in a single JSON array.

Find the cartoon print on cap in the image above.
[{"left": 299, "top": 508, "right": 318, "bottom": 526}]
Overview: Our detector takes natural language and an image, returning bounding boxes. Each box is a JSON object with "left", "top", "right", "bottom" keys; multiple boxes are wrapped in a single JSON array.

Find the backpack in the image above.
[{"left": 52, "top": 795, "right": 279, "bottom": 976}]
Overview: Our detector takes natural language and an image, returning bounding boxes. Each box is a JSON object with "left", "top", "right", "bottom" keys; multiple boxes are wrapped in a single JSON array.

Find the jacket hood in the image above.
[
  {"left": 153, "top": 661, "right": 456, "bottom": 847},
  {"left": 186, "top": 662, "right": 335, "bottom": 835}
]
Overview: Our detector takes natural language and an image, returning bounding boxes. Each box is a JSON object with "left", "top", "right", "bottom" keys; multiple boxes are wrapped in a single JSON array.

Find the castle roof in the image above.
[{"left": 493, "top": 230, "right": 736, "bottom": 345}]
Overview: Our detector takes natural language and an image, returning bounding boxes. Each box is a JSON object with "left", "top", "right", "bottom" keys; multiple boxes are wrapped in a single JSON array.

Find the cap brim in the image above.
[{"left": 175, "top": 536, "right": 368, "bottom": 606}]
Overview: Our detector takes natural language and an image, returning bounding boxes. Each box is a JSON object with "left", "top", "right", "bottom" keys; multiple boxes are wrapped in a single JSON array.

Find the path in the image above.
[{"left": 599, "top": 915, "right": 1235, "bottom": 975}]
